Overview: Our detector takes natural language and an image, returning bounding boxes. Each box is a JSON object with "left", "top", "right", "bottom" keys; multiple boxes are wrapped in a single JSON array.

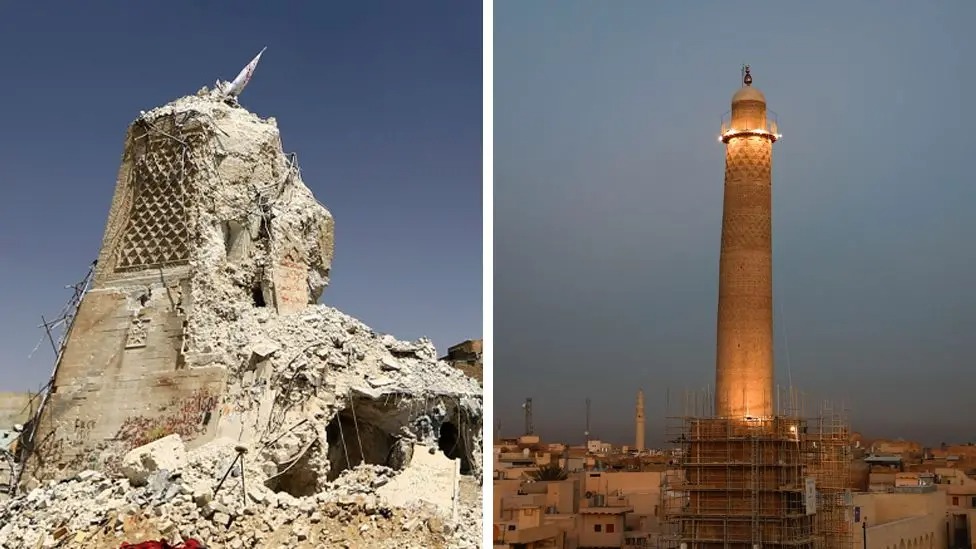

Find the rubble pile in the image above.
[
  {"left": 0, "top": 437, "right": 479, "bottom": 548},
  {"left": 10, "top": 88, "right": 483, "bottom": 547}
]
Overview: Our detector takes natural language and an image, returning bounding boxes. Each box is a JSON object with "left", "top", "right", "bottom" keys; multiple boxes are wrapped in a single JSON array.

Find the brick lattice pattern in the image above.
[{"left": 115, "top": 129, "right": 208, "bottom": 271}]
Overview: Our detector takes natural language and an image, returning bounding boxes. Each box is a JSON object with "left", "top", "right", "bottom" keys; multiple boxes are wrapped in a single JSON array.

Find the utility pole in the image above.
[
  {"left": 585, "top": 397, "right": 591, "bottom": 445},
  {"left": 862, "top": 516, "right": 868, "bottom": 548},
  {"left": 523, "top": 398, "right": 534, "bottom": 435}
]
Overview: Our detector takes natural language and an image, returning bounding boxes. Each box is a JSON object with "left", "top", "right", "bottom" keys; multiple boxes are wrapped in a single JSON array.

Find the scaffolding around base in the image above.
[{"left": 660, "top": 388, "right": 853, "bottom": 549}]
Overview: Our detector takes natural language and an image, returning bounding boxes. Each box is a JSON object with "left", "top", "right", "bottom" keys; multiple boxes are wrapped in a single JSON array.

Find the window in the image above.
[
  {"left": 953, "top": 497, "right": 959, "bottom": 506},
  {"left": 972, "top": 497, "right": 976, "bottom": 507},
  {"left": 606, "top": 523, "right": 615, "bottom": 533},
  {"left": 594, "top": 524, "right": 602, "bottom": 532}
]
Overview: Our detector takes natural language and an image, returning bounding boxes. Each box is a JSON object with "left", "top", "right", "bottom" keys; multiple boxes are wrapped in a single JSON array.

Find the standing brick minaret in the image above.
[
  {"left": 715, "top": 66, "right": 780, "bottom": 419},
  {"left": 635, "top": 389, "right": 645, "bottom": 451}
]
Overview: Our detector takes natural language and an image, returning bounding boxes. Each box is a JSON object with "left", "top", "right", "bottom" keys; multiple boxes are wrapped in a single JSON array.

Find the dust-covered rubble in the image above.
[{"left": 0, "top": 436, "right": 481, "bottom": 548}]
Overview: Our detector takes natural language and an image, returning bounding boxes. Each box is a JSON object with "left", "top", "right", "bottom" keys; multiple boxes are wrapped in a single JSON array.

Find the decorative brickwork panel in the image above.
[
  {"left": 114, "top": 129, "right": 209, "bottom": 272},
  {"left": 720, "top": 213, "right": 772, "bottom": 251},
  {"left": 724, "top": 137, "right": 772, "bottom": 185},
  {"left": 125, "top": 317, "right": 149, "bottom": 349}
]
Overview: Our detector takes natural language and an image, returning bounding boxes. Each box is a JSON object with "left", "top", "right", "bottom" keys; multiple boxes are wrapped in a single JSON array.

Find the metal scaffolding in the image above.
[
  {"left": 806, "top": 401, "right": 854, "bottom": 549},
  {"left": 660, "top": 389, "right": 853, "bottom": 549}
]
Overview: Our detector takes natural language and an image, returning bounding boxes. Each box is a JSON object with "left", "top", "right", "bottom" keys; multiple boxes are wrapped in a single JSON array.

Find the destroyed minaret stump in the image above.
[
  {"left": 22, "top": 92, "right": 336, "bottom": 481},
  {"left": 715, "top": 66, "right": 780, "bottom": 420},
  {"left": 24, "top": 90, "right": 482, "bottom": 487}
]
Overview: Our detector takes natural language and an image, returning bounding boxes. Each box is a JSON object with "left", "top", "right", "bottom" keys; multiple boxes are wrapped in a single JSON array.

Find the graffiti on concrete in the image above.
[
  {"left": 114, "top": 387, "right": 219, "bottom": 449},
  {"left": 30, "top": 387, "right": 221, "bottom": 480}
]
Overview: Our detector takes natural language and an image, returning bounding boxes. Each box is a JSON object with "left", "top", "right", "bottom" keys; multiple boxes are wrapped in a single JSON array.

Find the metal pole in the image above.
[
  {"left": 40, "top": 316, "right": 58, "bottom": 355},
  {"left": 213, "top": 452, "right": 242, "bottom": 496},
  {"left": 236, "top": 445, "right": 248, "bottom": 506},
  {"left": 863, "top": 517, "right": 868, "bottom": 548}
]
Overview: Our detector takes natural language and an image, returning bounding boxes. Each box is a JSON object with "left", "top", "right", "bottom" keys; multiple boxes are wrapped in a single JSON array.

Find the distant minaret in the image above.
[
  {"left": 715, "top": 65, "right": 780, "bottom": 419},
  {"left": 635, "top": 389, "right": 645, "bottom": 451}
]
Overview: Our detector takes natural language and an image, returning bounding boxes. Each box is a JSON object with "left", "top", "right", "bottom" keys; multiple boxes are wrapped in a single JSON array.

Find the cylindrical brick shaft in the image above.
[{"left": 715, "top": 67, "right": 778, "bottom": 419}]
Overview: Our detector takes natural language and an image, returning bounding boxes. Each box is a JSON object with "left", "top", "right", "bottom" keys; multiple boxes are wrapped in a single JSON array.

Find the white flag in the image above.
[{"left": 224, "top": 47, "right": 267, "bottom": 98}]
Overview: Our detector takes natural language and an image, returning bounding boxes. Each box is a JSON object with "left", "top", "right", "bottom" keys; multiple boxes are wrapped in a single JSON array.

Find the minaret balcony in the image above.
[{"left": 719, "top": 110, "right": 781, "bottom": 143}]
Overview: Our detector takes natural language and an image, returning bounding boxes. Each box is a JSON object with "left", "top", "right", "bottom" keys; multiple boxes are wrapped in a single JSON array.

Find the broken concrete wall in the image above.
[
  {"left": 25, "top": 92, "right": 335, "bottom": 482},
  {"left": 25, "top": 285, "right": 226, "bottom": 480},
  {"left": 23, "top": 90, "right": 482, "bottom": 502}
]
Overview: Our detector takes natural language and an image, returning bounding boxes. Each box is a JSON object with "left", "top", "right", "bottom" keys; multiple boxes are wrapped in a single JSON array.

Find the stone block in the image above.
[
  {"left": 121, "top": 434, "right": 187, "bottom": 487},
  {"left": 376, "top": 443, "right": 459, "bottom": 519}
]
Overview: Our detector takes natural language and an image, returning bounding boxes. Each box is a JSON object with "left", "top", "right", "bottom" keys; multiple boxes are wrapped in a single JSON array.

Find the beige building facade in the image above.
[
  {"left": 937, "top": 467, "right": 976, "bottom": 547},
  {"left": 493, "top": 467, "right": 664, "bottom": 549},
  {"left": 853, "top": 490, "right": 947, "bottom": 549}
]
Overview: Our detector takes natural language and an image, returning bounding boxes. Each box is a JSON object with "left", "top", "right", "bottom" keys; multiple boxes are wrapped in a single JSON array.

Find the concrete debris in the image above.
[
  {"left": 9, "top": 90, "right": 483, "bottom": 548},
  {"left": 249, "top": 338, "right": 280, "bottom": 359},
  {"left": 0, "top": 459, "right": 478, "bottom": 548},
  {"left": 122, "top": 434, "right": 188, "bottom": 487},
  {"left": 377, "top": 443, "right": 460, "bottom": 520}
]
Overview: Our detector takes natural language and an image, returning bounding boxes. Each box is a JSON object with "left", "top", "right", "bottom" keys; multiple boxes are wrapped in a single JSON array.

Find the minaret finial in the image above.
[{"left": 743, "top": 65, "right": 753, "bottom": 87}]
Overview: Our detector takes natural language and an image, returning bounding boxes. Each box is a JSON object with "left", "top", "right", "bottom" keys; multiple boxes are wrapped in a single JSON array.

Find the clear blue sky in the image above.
[
  {"left": 495, "top": 1, "right": 976, "bottom": 447},
  {"left": 0, "top": 2, "right": 482, "bottom": 392}
]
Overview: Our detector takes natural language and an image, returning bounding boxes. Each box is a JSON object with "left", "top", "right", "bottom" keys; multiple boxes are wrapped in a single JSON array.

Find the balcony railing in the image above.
[{"left": 719, "top": 110, "right": 781, "bottom": 143}]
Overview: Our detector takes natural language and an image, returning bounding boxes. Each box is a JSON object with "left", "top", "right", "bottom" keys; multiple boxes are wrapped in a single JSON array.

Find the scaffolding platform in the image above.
[{"left": 660, "top": 394, "right": 854, "bottom": 549}]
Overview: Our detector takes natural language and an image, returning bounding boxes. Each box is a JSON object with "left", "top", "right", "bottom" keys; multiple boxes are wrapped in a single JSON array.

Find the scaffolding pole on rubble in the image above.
[{"left": 15, "top": 260, "right": 97, "bottom": 493}]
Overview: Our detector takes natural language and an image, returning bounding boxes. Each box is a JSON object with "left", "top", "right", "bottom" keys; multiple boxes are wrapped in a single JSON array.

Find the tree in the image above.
[{"left": 530, "top": 463, "right": 569, "bottom": 481}]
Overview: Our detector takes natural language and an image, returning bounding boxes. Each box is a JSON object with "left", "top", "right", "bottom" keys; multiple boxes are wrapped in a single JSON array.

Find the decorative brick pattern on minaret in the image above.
[{"left": 715, "top": 66, "right": 778, "bottom": 419}]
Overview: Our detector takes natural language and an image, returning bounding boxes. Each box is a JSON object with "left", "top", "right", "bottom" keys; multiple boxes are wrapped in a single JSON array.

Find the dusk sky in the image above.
[
  {"left": 495, "top": 1, "right": 976, "bottom": 447},
  {"left": 0, "top": 3, "right": 482, "bottom": 392}
]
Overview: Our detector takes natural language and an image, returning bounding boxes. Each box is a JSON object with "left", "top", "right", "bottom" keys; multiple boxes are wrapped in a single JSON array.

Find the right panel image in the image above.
[{"left": 493, "top": 2, "right": 976, "bottom": 548}]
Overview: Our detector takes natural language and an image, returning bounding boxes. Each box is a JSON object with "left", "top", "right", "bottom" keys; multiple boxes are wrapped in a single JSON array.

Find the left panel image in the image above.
[{"left": 0, "top": 2, "right": 484, "bottom": 548}]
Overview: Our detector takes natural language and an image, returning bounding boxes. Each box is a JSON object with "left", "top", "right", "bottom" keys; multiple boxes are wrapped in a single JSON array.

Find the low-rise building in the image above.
[
  {"left": 585, "top": 440, "right": 613, "bottom": 455},
  {"left": 865, "top": 455, "right": 903, "bottom": 492},
  {"left": 582, "top": 471, "right": 663, "bottom": 535},
  {"left": 853, "top": 489, "right": 947, "bottom": 548},
  {"left": 578, "top": 495, "right": 632, "bottom": 548},
  {"left": 440, "top": 339, "right": 482, "bottom": 383},
  {"left": 493, "top": 442, "right": 668, "bottom": 549},
  {"left": 494, "top": 503, "right": 564, "bottom": 548},
  {"left": 935, "top": 467, "right": 976, "bottom": 547}
]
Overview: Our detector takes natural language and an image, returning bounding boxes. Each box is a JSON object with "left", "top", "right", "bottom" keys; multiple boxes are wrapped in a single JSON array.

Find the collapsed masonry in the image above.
[{"left": 7, "top": 88, "right": 482, "bottom": 547}]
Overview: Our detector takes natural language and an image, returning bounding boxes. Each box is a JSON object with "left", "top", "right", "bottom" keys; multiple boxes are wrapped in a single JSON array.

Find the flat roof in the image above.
[
  {"left": 580, "top": 506, "right": 633, "bottom": 515},
  {"left": 865, "top": 456, "right": 903, "bottom": 463}
]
